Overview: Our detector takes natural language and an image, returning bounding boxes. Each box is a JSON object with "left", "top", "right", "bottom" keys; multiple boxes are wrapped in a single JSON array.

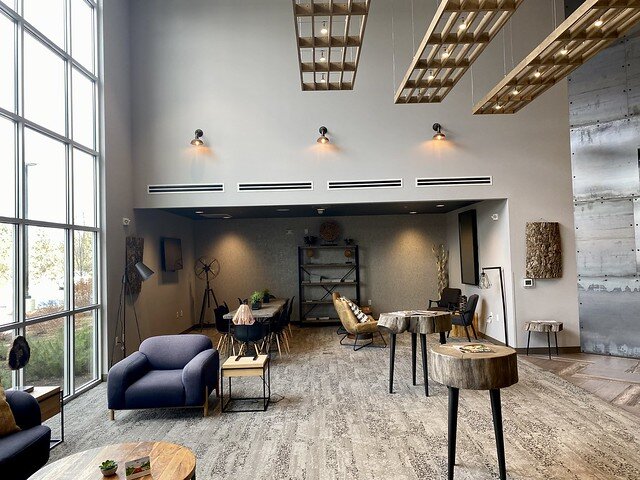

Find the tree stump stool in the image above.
[
  {"left": 524, "top": 320, "right": 563, "bottom": 359},
  {"left": 430, "top": 343, "right": 518, "bottom": 480}
]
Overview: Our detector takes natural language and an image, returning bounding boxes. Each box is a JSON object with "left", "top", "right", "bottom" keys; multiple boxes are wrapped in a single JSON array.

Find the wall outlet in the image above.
[
  {"left": 176, "top": 311, "right": 179, "bottom": 319},
  {"left": 487, "top": 312, "right": 494, "bottom": 323},
  {"left": 368, "top": 299, "right": 372, "bottom": 306},
  {"left": 304, "top": 228, "right": 309, "bottom": 235},
  {"left": 180, "top": 310, "right": 183, "bottom": 317}
]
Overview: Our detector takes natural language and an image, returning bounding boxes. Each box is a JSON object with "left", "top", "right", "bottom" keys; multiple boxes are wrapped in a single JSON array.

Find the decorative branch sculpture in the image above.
[{"left": 433, "top": 244, "right": 449, "bottom": 296}]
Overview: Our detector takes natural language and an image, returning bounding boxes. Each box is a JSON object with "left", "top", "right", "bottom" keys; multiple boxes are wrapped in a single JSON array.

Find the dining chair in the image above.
[
  {"left": 449, "top": 294, "right": 479, "bottom": 342},
  {"left": 233, "top": 322, "right": 269, "bottom": 357},
  {"left": 214, "top": 302, "right": 235, "bottom": 356},
  {"left": 285, "top": 296, "right": 295, "bottom": 339},
  {"left": 269, "top": 299, "right": 290, "bottom": 356},
  {"left": 429, "top": 288, "right": 462, "bottom": 312}
]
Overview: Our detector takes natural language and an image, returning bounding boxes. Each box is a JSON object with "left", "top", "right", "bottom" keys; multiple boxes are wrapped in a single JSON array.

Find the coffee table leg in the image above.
[
  {"left": 448, "top": 386, "right": 459, "bottom": 480},
  {"left": 555, "top": 332, "right": 559, "bottom": 356},
  {"left": 526, "top": 331, "right": 531, "bottom": 356},
  {"left": 420, "top": 334, "right": 429, "bottom": 397},
  {"left": 490, "top": 389, "right": 507, "bottom": 480},
  {"left": 389, "top": 333, "right": 396, "bottom": 394},
  {"left": 547, "top": 332, "right": 551, "bottom": 359},
  {"left": 440, "top": 331, "right": 447, "bottom": 345}
]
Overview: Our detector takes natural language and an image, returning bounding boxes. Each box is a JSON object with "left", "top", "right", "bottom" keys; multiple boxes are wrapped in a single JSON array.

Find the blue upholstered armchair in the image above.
[
  {"left": 107, "top": 334, "right": 219, "bottom": 419},
  {"left": 0, "top": 390, "right": 51, "bottom": 480}
]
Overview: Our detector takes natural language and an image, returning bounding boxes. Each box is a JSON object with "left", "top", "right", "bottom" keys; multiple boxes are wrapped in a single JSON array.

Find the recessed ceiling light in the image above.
[
  {"left": 494, "top": 104, "right": 502, "bottom": 110},
  {"left": 276, "top": 208, "right": 290, "bottom": 212},
  {"left": 409, "top": 211, "right": 418, "bottom": 214},
  {"left": 319, "top": 74, "right": 326, "bottom": 83},
  {"left": 594, "top": 19, "right": 604, "bottom": 27},
  {"left": 195, "top": 210, "right": 204, "bottom": 214},
  {"left": 458, "top": 22, "right": 467, "bottom": 31},
  {"left": 441, "top": 50, "right": 450, "bottom": 59},
  {"left": 512, "top": 88, "right": 519, "bottom": 95},
  {"left": 560, "top": 47, "right": 569, "bottom": 55},
  {"left": 534, "top": 70, "right": 542, "bottom": 78},
  {"left": 319, "top": 50, "right": 326, "bottom": 62},
  {"left": 436, "top": 204, "right": 445, "bottom": 208},
  {"left": 427, "top": 71, "right": 435, "bottom": 81}
]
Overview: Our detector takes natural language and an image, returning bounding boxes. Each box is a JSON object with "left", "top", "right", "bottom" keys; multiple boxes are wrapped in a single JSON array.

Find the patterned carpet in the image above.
[{"left": 47, "top": 327, "right": 640, "bottom": 479}]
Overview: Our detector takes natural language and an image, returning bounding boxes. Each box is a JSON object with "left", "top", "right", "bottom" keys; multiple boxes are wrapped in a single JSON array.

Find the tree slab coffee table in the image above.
[
  {"left": 30, "top": 441, "right": 196, "bottom": 480},
  {"left": 430, "top": 343, "right": 518, "bottom": 480}
]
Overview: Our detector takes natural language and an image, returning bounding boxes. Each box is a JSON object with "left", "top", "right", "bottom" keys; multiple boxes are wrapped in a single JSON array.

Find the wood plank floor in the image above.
[{"left": 522, "top": 352, "right": 640, "bottom": 417}]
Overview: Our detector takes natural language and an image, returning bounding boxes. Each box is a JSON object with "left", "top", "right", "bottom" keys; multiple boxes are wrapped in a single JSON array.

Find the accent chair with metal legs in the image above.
[{"left": 332, "top": 292, "right": 386, "bottom": 350}]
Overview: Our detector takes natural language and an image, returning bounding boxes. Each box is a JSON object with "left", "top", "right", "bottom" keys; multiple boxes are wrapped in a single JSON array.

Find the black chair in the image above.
[
  {"left": 238, "top": 297, "right": 248, "bottom": 306},
  {"left": 449, "top": 294, "right": 479, "bottom": 342},
  {"left": 233, "top": 322, "right": 269, "bottom": 358},
  {"left": 429, "top": 287, "right": 462, "bottom": 311},
  {"left": 269, "top": 299, "right": 290, "bottom": 356},
  {"left": 214, "top": 302, "right": 233, "bottom": 355}
]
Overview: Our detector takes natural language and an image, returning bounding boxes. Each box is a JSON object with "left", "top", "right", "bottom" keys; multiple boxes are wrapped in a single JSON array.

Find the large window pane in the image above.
[
  {"left": 24, "top": 317, "right": 64, "bottom": 389},
  {"left": 0, "top": 224, "right": 15, "bottom": 326},
  {"left": 0, "top": 13, "right": 15, "bottom": 112},
  {"left": 71, "top": 0, "right": 94, "bottom": 72},
  {"left": 0, "top": 117, "right": 15, "bottom": 217},
  {"left": 0, "top": 330, "right": 14, "bottom": 389},
  {"left": 24, "top": 34, "right": 65, "bottom": 134},
  {"left": 74, "top": 310, "right": 95, "bottom": 387},
  {"left": 23, "top": 0, "right": 65, "bottom": 48},
  {"left": 73, "top": 149, "right": 96, "bottom": 226},
  {"left": 26, "top": 226, "right": 66, "bottom": 319},
  {"left": 25, "top": 129, "right": 66, "bottom": 223},
  {"left": 74, "top": 231, "right": 95, "bottom": 308},
  {"left": 72, "top": 69, "right": 95, "bottom": 148}
]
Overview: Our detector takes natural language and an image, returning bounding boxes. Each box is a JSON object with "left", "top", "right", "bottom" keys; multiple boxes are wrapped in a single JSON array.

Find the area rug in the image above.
[{"left": 47, "top": 327, "right": 640, "bottom": 479}]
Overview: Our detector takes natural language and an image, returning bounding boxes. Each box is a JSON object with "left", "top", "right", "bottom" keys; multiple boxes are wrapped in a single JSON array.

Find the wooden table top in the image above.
[
  {"left": 31, "top": 442, "right": 196, "bottom": 480},
  {"left": 378, "top": 310, "right": 452, "bottom": 334},
  {"left": 224, "top": 298, "right": 286, "bottom": 320},
  {"left": 29, "top": 386, "right": 60, "bottom": 401},
  {"left": 429, "top": 343, "right": 519, "bottom": 390}
]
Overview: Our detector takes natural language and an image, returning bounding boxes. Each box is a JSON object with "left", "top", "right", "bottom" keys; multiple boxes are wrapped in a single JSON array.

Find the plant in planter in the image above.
[
  {"left": 99, "top": 460, "right": 118, "bottom": 476},
  {"left": 250, "top": 291, "right": 263, "bottom": 310},
  {"left": 262, "top": 288, "right": 271, "bottom": 303}
]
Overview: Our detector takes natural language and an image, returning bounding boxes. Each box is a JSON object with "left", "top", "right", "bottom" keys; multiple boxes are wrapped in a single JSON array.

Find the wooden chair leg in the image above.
[
  {"left": 282, "top": 333, "right": 290, "bottom": 353},
  {"left": 109, "top": 409, "right": 115, "bottom": 421},
  {"left": 216, "top": 335, "right": 223, "bottom": 351},
  {"left": 254, "top": 344, "right": 260, "bottom": 356},
  {"left": 275, "top": 334, "right": 282, "bottom": 356},
  {"left": 288, "top": 324, "right": 293, "bottom": 337},
  {"left": 203, "top": 386, "right": 209, "bottom": 417}
]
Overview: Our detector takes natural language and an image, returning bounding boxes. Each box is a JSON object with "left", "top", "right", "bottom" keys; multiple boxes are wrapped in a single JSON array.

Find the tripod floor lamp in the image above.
[
  {"left": 111, "top": 260, "right": 155, "bottom": 366},
  {"left": 479, "top": 266, "right": 509, "bottom": 347}
]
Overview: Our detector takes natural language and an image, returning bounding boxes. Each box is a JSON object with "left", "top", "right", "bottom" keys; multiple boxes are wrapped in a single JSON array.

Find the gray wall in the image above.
[
  {"left": 193, "top": 215, "right": 446, "bottom": 321},
  {"left": 569, "top": 28, "right": 640, "bottom": 358}
]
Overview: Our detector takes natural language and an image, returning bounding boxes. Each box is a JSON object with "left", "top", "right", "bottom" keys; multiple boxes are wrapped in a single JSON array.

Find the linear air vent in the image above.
[
  {"left": 237, "top": 181, "right": 313, "bottom": 192},
  {"left": 328, "top": 179, "right": 403, "bottom": 190},
  {"left": 416, "top": 176, "right": 492, "bottom": 187},
  {"left": 147, "top": 183, "right": 224, "bottom": 194}
]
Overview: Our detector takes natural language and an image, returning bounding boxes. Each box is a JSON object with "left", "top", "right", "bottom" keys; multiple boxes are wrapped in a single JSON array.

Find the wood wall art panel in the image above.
[
  {"left": 474, "top": 0, "right": 640, "bottom": 115},
  {"left": 525, "top": 222, "right": 563, "bottom": 279},
  {"left": 394, "top": 0, "right": 524, "bottom": 104},
  {"left": 292, "top": 1, "right": 371, "bottom": 91}
]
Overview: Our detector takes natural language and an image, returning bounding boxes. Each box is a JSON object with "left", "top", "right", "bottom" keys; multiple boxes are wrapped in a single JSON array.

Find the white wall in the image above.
[{"left": 447, "top": 200, "right": 579, "bottom": 349}]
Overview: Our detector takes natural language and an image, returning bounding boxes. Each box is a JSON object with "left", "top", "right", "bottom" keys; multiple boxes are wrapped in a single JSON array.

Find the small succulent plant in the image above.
[
  {"left": 99, "top": 460, "right": 118, "bottom": 471},
  {"left": 250, "top": 291, "right": 263, "bottom": 304}
]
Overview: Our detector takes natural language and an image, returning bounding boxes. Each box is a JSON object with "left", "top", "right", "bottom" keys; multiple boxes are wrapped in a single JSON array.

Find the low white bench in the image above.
[{"left": 524, "top": 320, "right": 563, "bottom": 359}]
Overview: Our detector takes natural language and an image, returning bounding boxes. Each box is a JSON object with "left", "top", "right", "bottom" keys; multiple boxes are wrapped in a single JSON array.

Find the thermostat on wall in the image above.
[{"left": 523, "top": 278, "right": 535, "bottom": 288}]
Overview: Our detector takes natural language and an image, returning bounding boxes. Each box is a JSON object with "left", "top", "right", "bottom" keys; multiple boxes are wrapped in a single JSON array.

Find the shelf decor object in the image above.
[
  {"left": 394, "top": 0, "right": 524, "bottom": 104},
  {"left": 474, "top": 0, "right": 640, "bottom": 114},
  {"left": 292, "top": 0, "right": 371, "bottom": 91},
  {"left": 525, "top": 222, "right": 562, "bottom": 279}
]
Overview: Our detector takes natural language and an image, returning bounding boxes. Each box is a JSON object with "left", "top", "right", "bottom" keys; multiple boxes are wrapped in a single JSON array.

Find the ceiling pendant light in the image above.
[
  {"left": 594, "top": 18, "right": 604, "bottom": 27},
  {"left": 441, "top": 49, "right": 450, "bottom": 59},
  {"left": 534, "top": 70, "right": 542, "bottom": 78},
  {"left": 317, "top": 126, "right": 329, "bottom": 144},
  {"left": 560, "top": 46, "right": 569, "bottom": 55},
  {"left": 320, "top": 21, "right": 328, "bottom": 35},
  {"left": 319, "top": 50, "right": 326, "bottom": 62},
  {"left": 190, "top": 129, "right": 204, "bottom": 146},
  {"left": 432, "top": 123, "right": 446, "bottom": 141},
  {"left": 512, "top": 87, "right": 519, "bottom": 95},
  {"left": 319, "top": 73, "right": 326, "bottom": 83},
  {"left": 427, "top": 70, "right": 435, "bottom": 81},
  {"left": 458, "top": 17, "right": 467, "bottom": 31}
]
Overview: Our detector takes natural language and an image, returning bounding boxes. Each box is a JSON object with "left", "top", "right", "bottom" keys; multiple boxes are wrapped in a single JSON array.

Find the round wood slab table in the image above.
[
  {"left": 30, "top": 441, "right": 196, "bottom": 480},
  {"left": 430, "top": 343, "right": 518, "bottom": 480}
]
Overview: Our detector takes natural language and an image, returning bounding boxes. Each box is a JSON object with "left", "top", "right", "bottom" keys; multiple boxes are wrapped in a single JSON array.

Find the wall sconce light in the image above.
[
  {"left": 317, "top": 126, "right": 329, "bottom": 144},
  {"left": 190, "top": 129, "right": 204, "bottom": 146},
  {"left": 432, "top": 123, "right": 446, "bottom": 140}
]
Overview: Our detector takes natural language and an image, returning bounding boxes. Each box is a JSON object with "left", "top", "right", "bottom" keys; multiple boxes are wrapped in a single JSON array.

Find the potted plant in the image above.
[
  {"left": 262, "top": 288, "right": 271, "bottom": 303},
  {"left": 250, "top": 291, "right": 263, "bottom": 310},
  {"left": 99, "top": 460, "right": 118, "bottom": 476}
]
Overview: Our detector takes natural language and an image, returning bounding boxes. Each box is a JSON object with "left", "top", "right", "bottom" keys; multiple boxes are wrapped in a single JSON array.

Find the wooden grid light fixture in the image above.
[
  {"left": 292, "top": 0, "right": 371, "bottom": 91},
  {"left": 394, "top": 0, "right": 525, "bottom": 104},
  {"left": 474, "top": 0, "right": 640, "bottom": 115}
]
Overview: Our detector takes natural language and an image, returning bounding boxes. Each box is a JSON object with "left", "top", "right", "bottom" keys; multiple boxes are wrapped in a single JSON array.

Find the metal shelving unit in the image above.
[{"left": 298, "top": 245, "right": 360, "bottom": 325}]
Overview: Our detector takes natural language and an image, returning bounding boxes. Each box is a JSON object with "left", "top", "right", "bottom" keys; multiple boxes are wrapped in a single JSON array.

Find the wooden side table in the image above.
[
  {"left": 524, "top": 320, "right": 564, "bottom": 359},
  {"left": 221, "top": 355, "right": 270, "bottom": 412},
  {"left": 430, "top": 344, "right": 518, "bottom": 480},
  {"left": 29, "top": 386, "right": 63, "bottom": 449}
]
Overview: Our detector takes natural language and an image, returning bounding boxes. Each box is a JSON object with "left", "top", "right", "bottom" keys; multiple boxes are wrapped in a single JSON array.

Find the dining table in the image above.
[
  {"left": 223, "top": 298, "right": 287, "bottom": 323},
  {"left": 377, "top": 309, "right": 452, "bottom": 397}
]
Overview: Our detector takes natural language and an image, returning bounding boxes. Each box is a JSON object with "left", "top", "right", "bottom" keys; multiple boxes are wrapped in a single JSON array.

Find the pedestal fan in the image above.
[{"left": 195, "top": 257, "right": 221, "bottom": 329}]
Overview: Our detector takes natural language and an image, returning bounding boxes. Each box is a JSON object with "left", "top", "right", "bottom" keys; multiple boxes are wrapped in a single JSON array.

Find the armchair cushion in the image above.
[
  {"left": 107, "top": 351, "right": 150, "bottom": 410},
  {"left": 0, "top": 425, "right": 51, "bottom": 479},
  {"left": 182, "top": 349, "right": 219, "bottom": 406},
  {"left": 0, "top": 387, "right": 20, "bottom": 437},
  {"left": 139, "top": 334, "right": 213, "bottom": 370},
  {"left": 125, "top": 370, "right": 185, "bottom": 409},
  {"left": 339, "top": 297, "right": 369, "bottom": 323}
]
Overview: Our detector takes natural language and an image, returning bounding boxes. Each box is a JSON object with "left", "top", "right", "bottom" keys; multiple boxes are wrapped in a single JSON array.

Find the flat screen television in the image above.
[
  {"left": 161, "top": 238, "right": 183, "bottom": 272},
  {"left": 458, "top": 210, "right": 479, "bottom": 286}
]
